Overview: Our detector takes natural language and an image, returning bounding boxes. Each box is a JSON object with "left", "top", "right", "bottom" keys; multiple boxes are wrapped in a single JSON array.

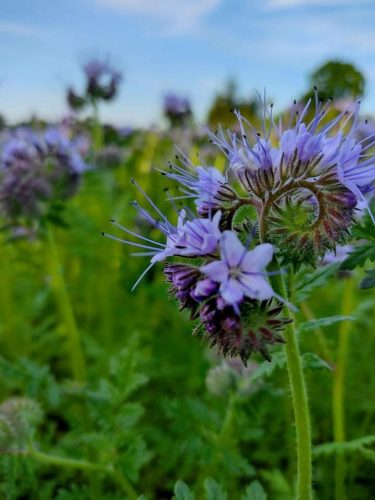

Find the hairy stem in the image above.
[
  {"left": 269, "top": 264, "right": 312, "bottom": 500},
  {"left": 46, "top": 225, "right": 86, "bottom": 382},
  {"left": 333, "top": 276, "right": 354, "bottom": 500}
]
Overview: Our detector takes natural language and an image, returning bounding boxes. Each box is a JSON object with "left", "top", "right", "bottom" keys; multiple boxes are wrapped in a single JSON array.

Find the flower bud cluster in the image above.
[
  {"left": 67, "top": 58, "right": 122, "bottom": 111},
  {"left": 0, "top": 127, "right": 87, "bottom": 226}
]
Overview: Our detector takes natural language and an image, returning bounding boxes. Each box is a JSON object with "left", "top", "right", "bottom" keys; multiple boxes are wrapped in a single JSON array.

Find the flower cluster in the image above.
[
  {"left": 164, "top": 93, "right": 192, "bottom": 128},
  {"left": 67, "top": 58, "right": 122, "bottom": 111},
  {"left": 0, "top": 126, "right": 87, "bottom": 226},
  {"left": 105, "top": 92, "right": 375, "bottom": 362}
]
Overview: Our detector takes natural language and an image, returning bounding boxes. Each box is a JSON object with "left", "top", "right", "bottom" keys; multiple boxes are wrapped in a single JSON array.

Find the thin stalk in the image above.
[
  {"left": 46, "top": 225, "right": 86, "bottom": 382},
  {"left": 332, "top": 276, "right": 354, "bottom": 500},
  {"left": 0, "top": 241, "right": 18, "bottom": 355},
  {"left": 26, "top": 444, "right": 138, "bottom": 499},
  {"left": 92, "top": 100, "right": 104, "bottom": 153},
  {"left": 270, "top": 264, "right": 312, "bottom": 500}
]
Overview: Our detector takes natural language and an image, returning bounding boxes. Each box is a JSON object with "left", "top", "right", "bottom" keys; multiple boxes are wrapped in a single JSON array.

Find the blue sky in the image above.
[{"left": 0, "top": 0, "right": 374, "bottom": 126}]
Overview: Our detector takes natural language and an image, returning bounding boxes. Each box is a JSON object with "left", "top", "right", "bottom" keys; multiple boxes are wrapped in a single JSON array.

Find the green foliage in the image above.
[
  {"left": 360, "top": 269, "right": 375, "bottom": 289},
  {"left": 303, "top": 60, "right": 365, "bottom": 101},
  {"left": 242, "top": 480, "right": 267, "bottom": 500},
  {"left": 204, "top": 478, "right": 228, "bottom": 500},
  {"left": 173, "top": 480, "right": 195, "bottom": 500},
  {"left": 298, "top": 315, "right": 354, "bottom": 333},
  {"left": 0, "top": 123, "right": 374, "bottom": 498},
  {"left": 295, "top": 263, "right": 339, "bottom": 303},
  {"left": 314, "top": 435, "right": 375, "bottom": 459},
  {"left": 206, "top": 80, "right": 259, "bottom": 128}
]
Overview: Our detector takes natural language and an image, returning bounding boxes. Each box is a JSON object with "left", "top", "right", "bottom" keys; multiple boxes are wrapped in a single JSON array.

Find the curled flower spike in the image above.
[{"left": 104, "top": 90, "right": 375, "bottom": 364}]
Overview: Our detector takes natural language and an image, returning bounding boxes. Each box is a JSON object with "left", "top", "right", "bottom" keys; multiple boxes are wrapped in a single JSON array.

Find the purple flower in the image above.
[
  {"left": 200, "top": 231, "right": 274, "bottom": 310},
  {"left": 83, "top": 58, "right": 122, "bottom": 101},
  {"left": 162, "top": 152, "right": 237, "bottom": 213},
  {"left": 210, "top": 95, "right": 375, "bottom": 204},
  {"left": 0, "top": 126, "right": 88, "bottom": 223}
]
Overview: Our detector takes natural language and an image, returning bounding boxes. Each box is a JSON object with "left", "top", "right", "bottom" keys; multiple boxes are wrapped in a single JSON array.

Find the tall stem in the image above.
[
  {"left": 92, "top": 100, "right": 103, "bottom": 153},
  {"left": 332, "top": 276, "right": 354, "bottom": 500},
  {"left": 270, "top": 265, "right": 312, "bottom": 500},
  {"left": 46, "top": 225, "right": 86, "bottom": 382}
]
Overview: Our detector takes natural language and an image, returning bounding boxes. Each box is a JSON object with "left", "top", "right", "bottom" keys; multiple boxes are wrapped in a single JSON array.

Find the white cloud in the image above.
[
  {"left": 0, "top": 22, "right": 41, "bottom": 36},
  {"left": 265, "top": 0, "right": 365, "bottom": 8},
  {"left": 91, "top": 0, "right": 222, "bottom": 35}
]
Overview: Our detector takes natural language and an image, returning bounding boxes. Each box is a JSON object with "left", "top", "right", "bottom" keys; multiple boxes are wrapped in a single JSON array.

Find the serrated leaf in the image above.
[
  {"left": 298, "top": 315, "right": 354, "bottom": 333},
  {"left": 173, "top": 480, "right": 195, "bottom": 500},
  {"left": 250, "top": 351, "right": 286, "bottom": 382},
  {"left": 232, "top": 205, "right": 257, "bottom": 228},
  {"left": 295, "top": 263, "right": 339, "bottom": 303},
  {"left": 340, "top": 243, "right": 375, "bottom": 270},
  {"left": 242, "top": 480, "right": 267, "bottom": 500},
  {"left": 360, "top": 269, "right": 375, "bottom": 289},
  {"left": 302, "top": 353, "right": 332, "bottom": 371},
  {"left": 313, "top": 435, "right": 375, "bottom": 457},
  {"left": 204, "top": 478, "right": 227, "bottom": 500}
]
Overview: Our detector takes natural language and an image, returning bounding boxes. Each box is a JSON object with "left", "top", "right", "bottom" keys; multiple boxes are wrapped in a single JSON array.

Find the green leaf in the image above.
[
  {"left": 295, "top": 263, "right": 339, "bottom": 303},
  {"left": 302, "top": 353, "right": 332, "bottom": 371},
  {"left": 298, "top": 315, "right": 354, "bottom": 333},
  {"left": 204, "top": 478, "right": 227, "bottom": 500},
  {"left": 173, "top": 480, "right": 195, "bottom": 500},
  {"left": 250, "top": 351, "right": 286, "bottom": 382},
  {"left": 242, "top": 480, "right": 267, "bottom": 500},
  {"left": 360, "top": 269, "right": 375, "bottom": 289},
  {"left": 313, "top": 435, "right": 375, "bottom": 457},
  {"left": 232, "top": 205, "right": 257, "bottom": 228},
  {"left": 340, "top": 243, "right": 375, "bottom": 270}
]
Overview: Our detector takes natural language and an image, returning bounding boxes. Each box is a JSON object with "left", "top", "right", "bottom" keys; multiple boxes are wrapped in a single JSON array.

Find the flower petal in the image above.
[
  {"left": 221, "top": 230, "right": 244, "bottom": 267},
  {"left": 241, "top": 243, "right": 273, "bottom": 272},
  {"left": 239, "top": 274, "right": 274, "bottom": 301},
  {"left": 200, "top": 260, "right": 229, "bottom": 282},
  {"left": 220, "top": 277, "right": 244, "bottom": 305}
]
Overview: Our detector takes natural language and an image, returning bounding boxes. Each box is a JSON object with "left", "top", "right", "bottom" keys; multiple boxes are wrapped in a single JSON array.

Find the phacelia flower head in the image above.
[
  {"left": 105, "top": 89, "right": 375, "bottom": 365},
  {"left": 84, "top": 59, "right": 122, "bottom": 101},
  {"left": 164, "top": 93, "right": 192, "bottom": 128},
  {"left": 204, "top": 92, "right": 374, "bottom": 264},
  {"left": 67, "top": 58, "right": 123, "bottom": 111},
  {"left": 0, "top": 126, "right": 88, "bottom": 226},
  {"left": 162, "top": 150, "right": 238, "bottom": 214}
]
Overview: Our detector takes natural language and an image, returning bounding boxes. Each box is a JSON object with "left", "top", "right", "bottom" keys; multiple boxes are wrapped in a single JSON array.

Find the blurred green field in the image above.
[{"left": 0, "top": 123, "right": 374, "bottom": 500}]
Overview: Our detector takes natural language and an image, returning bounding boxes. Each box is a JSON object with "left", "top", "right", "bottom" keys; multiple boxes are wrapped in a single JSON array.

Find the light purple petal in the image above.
[
  {"left": 193, "top": 279, "right": 217, "bottom": 299},
  {"left": 220, "top": 277, "right": 244, "bottom": 305},
  {"left": 201, "top": 260, "right": 229, "bottom": 282},
  {"left": 241, "top": 243, "right": 274, "bottom": 272},
  {"left": 239, "top": 274, "right": 274, "bottom": 300},
  {"left": 220, "top": 230, "right": 244, "bottom": 267}
]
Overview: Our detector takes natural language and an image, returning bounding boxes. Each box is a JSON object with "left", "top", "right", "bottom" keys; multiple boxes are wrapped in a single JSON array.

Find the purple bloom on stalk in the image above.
[
  {"left": 163, "top": 152, "right": 237, "bottom": 213},
  {"left": 201, "top": 231, "right": 274, "bottom": 311}
]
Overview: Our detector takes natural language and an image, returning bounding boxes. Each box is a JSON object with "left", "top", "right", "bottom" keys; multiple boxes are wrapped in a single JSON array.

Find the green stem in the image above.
[
  {"left": 27, "top": 445, "right": 138, "bottom": 499},
  {"left": 0, "top": 242, "right": 18, "bottom": 355},
  {"left": 332, "top": 276, "right": 354, "bottom": 500},
  {"left": 92, "top": 100, "right": 103, "bottom": 153},
  {"left": 46, "top": 225, "right": 86, "bottom": 382},
  {"left": 270, "top": 265, "right": 312, "bottom": 500}
]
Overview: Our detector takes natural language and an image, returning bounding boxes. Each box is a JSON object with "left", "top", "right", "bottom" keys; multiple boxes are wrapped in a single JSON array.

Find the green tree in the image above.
[
  {"left": 207, "top": 79, "right": 259, "bottom": 128},
  {"left": 302, "top": 60, "right": 365, "bottom": 102}
]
